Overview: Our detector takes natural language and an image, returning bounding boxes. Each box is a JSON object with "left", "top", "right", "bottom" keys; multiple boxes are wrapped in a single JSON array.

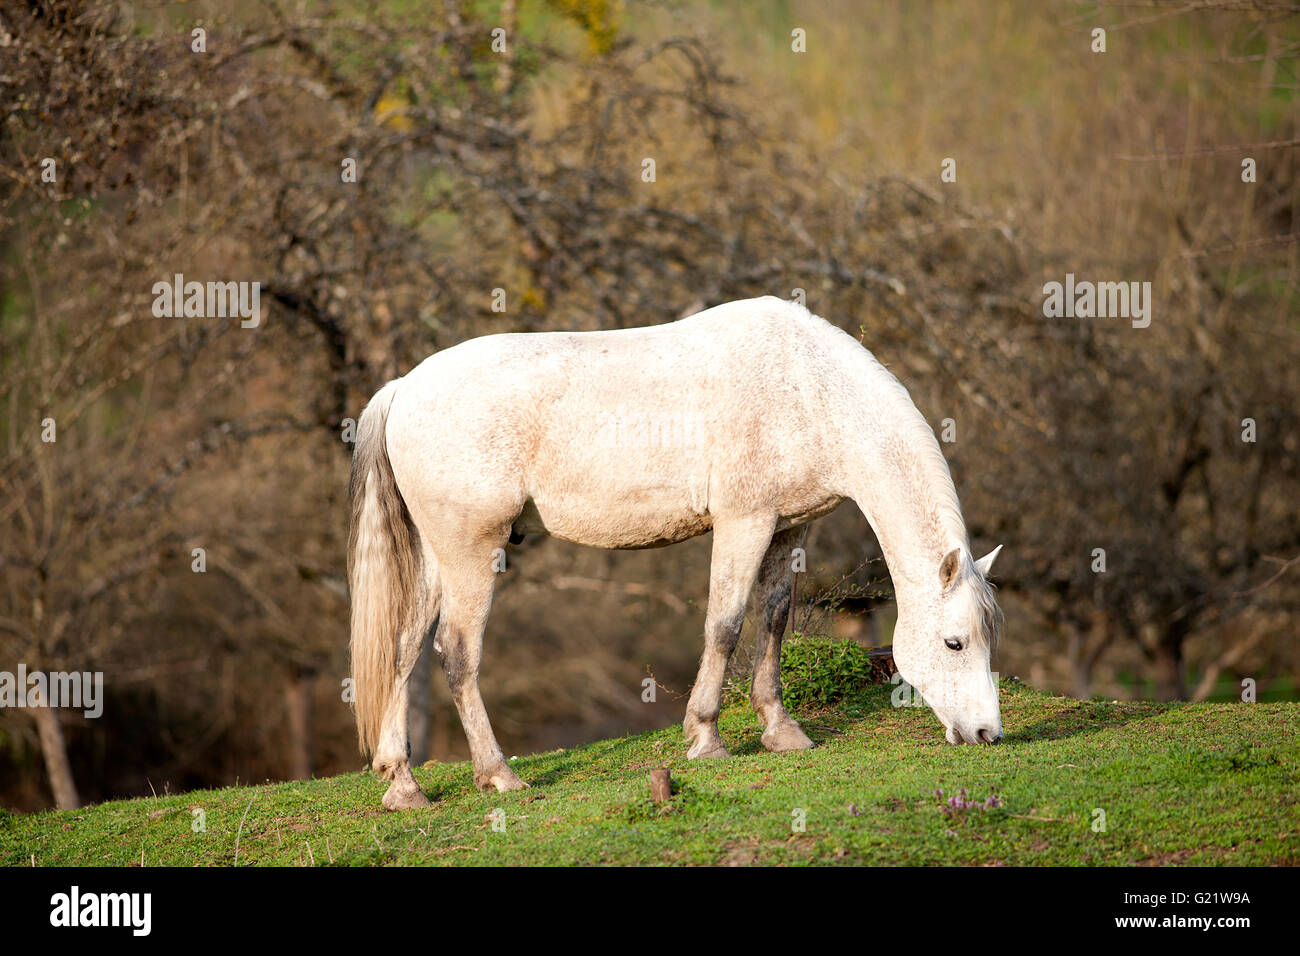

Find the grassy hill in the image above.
[{"left": 3, "top": 661, "right": 1296, "bottom": 866}]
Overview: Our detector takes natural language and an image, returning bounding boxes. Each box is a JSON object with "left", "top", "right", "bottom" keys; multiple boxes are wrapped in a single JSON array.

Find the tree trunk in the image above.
[
  {"left": 1068, "top": 609, "right": 1112, "bottom": 699},
  {"left": 285, "top": 667, "right": 315, "bottom": 780},
  {"left": 1067, "top": 627, "right": 1091, "bottom": 699},
  {"left": 1152, "top": 632, "right": 1188, "bottom": 701},
  {"left": 431, "top": 700, "right": 451, "bottom": 761},
  {"left": 407, "top": 638, "right": 434, "bottom": 765},
  {"left": 32, "top": 703, "right": 80, "bottom": 810}
]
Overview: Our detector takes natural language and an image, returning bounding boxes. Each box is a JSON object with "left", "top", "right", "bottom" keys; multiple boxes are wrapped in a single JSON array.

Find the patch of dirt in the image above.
[
  {"left": 1136, "top": 849, "right": 1196, "bottom": 866},
  {"left": 720, "top": 839, "right": 760, "bottom": 866}
]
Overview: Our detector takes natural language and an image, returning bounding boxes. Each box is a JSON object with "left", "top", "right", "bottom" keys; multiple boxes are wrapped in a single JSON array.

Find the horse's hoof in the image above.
[
  {"left": 475, "top": 765, "right": 528, "bottom": 793},
  {"left": 382, "top": 782, "right": 432, "bottom": 811},
  {"left": 761, "top": 721, "right": 814, "bottom": 753},
  {"left": 687, "top": 741, "right": 731, "bottom": 759}
]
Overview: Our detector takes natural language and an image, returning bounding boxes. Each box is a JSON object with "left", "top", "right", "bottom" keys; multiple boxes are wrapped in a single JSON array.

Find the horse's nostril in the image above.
[{"left": 978, "top": 728, "right": 1002, "bottom": 745}]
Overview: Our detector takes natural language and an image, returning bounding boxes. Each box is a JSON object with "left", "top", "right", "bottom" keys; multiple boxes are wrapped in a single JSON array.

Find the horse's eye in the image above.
[{"left": 944, "top": 638, "right": 963, "bottom": 651}]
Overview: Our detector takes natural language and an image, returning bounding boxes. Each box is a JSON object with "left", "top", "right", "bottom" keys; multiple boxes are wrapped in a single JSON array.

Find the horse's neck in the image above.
[{"left": 836, "top": 352, "right": 968, "bottom": 601}]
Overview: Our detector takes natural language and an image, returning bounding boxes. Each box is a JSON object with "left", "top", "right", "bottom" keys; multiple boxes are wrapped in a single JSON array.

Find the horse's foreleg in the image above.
[
  {"left": 684, "top": 515, "right": 776, "bottom": 759},
  {"left": 751, "top": 526, "right": 814, "bottom": 753},
  {"left": 435, "top": 554, "right": 526, "bottom": 794}
]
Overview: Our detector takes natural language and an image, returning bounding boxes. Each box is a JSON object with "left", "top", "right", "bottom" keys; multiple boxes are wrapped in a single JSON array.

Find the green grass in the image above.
[{"left": 2, "top": 677, "right": 1296, "bottom": 866}]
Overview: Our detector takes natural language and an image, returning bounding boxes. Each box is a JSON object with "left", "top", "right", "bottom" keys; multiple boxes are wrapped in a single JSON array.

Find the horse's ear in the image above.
[
  {"left": 939, "top": 549, "right": 962, "bottom": 591},
  {"left": 974, "top": 544, "right": 1003, "bottom": 577}
]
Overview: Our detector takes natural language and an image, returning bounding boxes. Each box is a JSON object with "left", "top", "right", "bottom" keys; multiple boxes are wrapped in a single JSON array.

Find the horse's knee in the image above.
[
  {"left": 761, "top": 581, "right": 792, "bottom": 634},
  {"left": 437, "top": 648, "right": 467, "bottom": 694},
  {"left": 395, "top": 630, "right": 426, "bottom": 678},
  {"left": 436, "top": 630, "right": 471, "bottom": 695},
  {"left": 706, "top": 611, "right": 745, "bottom": 653}
]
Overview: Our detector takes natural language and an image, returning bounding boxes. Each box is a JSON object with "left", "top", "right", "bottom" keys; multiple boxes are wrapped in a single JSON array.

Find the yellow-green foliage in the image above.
[{"left": 544, "top": 0, "right": 621, "bottom": 55}]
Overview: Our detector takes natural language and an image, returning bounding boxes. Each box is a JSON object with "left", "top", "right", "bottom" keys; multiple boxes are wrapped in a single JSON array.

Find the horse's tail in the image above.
[{"left": 348, "top": 378, "right": 420, "bottom": 761}]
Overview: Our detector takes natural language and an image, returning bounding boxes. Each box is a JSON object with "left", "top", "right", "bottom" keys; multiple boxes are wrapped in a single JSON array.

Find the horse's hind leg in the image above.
[
  {"left": 684, "top": 514, "right": 776, "bottom": 759},
  {"left": 752, "top": 526, "right": 814, "bottom": 753},
  {"left": 434, "top": 541, "right": 526, "bottom": 793},
  {"left": 376, "top": 546, "right": 442, "bottom": 810}
]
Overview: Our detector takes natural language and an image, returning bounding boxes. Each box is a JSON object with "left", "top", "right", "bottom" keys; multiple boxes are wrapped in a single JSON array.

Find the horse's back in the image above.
[
  {"left": 385, "top": 298, "right": 847, "bottom": 546},
  {"left": 412, "top": 294, "right": 814, "bottom": 368}
]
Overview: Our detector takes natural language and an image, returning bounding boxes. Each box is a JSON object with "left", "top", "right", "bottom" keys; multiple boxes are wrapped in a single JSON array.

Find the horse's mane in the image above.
[
  {"left": 785, "top": 300, "right": 968, "bottom": 537},
  {"left": 970, "top": 567, "right": 1003, "bottom": 656},
  {"left": 789, "top": 299, "right": 1004, "bottom": 653}
]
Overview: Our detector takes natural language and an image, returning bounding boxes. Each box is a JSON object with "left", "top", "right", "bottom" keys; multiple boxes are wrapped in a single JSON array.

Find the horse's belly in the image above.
[
  {"left": 515, "top": 488, "right": 714, "bottom": 549},
  {"left": 514, "top": 483, "right": 844, "bottom": 550}
]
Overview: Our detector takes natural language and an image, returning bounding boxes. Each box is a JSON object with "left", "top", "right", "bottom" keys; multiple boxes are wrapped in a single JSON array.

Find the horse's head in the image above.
[{"left": 893, "top": 545, "right": 1004, "bottom": 745}]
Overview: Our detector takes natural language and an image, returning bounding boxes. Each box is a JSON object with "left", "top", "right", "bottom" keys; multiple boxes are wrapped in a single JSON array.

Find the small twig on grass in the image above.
[{"left": 233, "top": 793, "right": 257, "bottom": 866}]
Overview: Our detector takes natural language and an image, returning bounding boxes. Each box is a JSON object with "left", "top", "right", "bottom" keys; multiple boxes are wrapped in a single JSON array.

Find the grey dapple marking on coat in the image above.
[{"left": 348, "top": 296, "right": 1005, "bottom": 809}]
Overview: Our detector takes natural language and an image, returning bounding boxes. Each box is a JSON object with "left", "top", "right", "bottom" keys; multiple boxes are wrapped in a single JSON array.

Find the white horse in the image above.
[{"left": 349, "top": 296, "right": 1004, "bottom": 809}]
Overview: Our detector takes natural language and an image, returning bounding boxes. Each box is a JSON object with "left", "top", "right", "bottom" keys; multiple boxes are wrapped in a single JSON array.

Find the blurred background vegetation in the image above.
[{"left": 1, "top": 0, "right": 1296, "bottom": 810}]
